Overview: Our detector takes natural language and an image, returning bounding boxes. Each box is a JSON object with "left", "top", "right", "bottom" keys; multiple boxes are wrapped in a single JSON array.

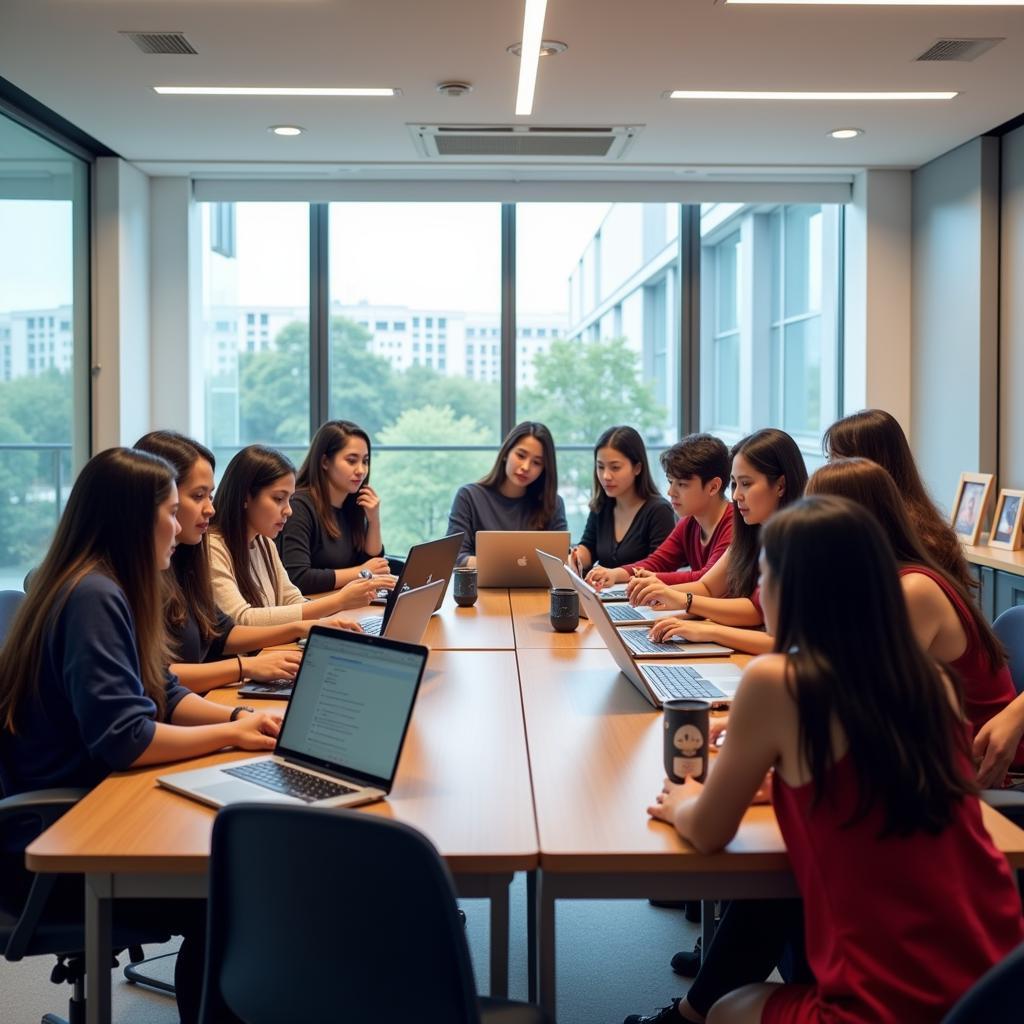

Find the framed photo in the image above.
[
  {"left": 989, "top": 489, "right": 1024, "bottom": 550},
  {"left": 951, "top": 472, "right": 995, "bottom": 546}
]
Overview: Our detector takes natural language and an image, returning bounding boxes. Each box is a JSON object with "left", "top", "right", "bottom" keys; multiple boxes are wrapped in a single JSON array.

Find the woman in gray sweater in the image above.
[{"left": 447, "top": 421, "right": 567, "bottom": 566}]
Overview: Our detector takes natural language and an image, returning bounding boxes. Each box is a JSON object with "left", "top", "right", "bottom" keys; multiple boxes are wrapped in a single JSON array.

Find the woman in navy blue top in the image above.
[{"left": 0, "top": 447, "right": 283, "bottom": 1023}]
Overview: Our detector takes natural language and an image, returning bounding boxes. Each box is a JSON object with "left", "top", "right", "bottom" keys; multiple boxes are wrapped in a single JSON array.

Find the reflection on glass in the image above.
[
  {"left": 200, "top": 203, "right": 310, "bottom": 451},
  {"left": 0, "top": 112, "right": 86, "bottom": 587}
]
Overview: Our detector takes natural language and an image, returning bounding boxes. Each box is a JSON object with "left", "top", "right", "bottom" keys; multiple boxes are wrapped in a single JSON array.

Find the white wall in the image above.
[
  {"left": 911, "top": 137, "right": 999, "bottom": 514},
  {"left": 92, "top": 156, "right": 150, "bottom": 448},
  {"left": 1000, "top": 125, "right": 1024, "bottom": 491}
]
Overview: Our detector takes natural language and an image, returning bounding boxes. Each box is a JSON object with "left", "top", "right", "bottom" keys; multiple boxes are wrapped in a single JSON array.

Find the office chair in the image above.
[
  {"left": 199, "top": 804, "right": 550, "bottom": 1024},
  {"left": 941, "top": 940, "right": 1024, "bottom": 1022},
  {"left": 993, "top": 605, "right": 1024, "bottom": 696},
  {"left": 0, "top": 588, "right": 25, "bottom": 642}
]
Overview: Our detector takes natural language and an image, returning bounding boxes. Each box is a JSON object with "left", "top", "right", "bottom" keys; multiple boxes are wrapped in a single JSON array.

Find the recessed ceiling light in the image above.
[
  {"left": 668, "top": 90, "right": 958, "bottom": 101},
  {"left": 726, "top": 1, "right": 1024, "bottom": 5},
  {"left": 515, "top": 0, "right": 549, "bottom": 117},
  {"left": 829, "top": 127, "right": 864, "bottom": 139},
  {"left": 269, "top": 125, "right": 303, "bottom": 136},
  {"left": 153, "top": 86, "right": 399, "bottom": 97},
  {"left": 506, "top": 39, "right": 568, "bottom": 57}
]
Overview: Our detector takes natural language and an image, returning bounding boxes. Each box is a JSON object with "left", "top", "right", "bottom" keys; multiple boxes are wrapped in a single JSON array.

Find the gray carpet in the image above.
[{"left": 0, "top": 875, "right": 702, "bottom": 1023}]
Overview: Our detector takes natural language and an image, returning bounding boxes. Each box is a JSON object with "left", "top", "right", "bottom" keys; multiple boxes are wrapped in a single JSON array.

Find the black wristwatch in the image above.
[{"left": 230, "top": 705, "right": 256, "bottom": 722}]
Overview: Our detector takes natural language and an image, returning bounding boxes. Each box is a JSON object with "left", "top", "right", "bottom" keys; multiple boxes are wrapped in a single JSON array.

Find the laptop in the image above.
[
  {"left": 241, "top": 580, "right": 445, "bottom": 700},
  {"left": 374, "top": 532, "right": 463, "bottom": 612},
  {"left": 476, "top": 530, "right": 571, "bottom": 588},
  {"left": 158, "top": 627, "right": 427, "bottom": 808},
  {"left": 563, "top": 565, "right": 742, "bottom": 708},
  {"left": 535, "top": 549, "right": 673, "bottom": 624}
]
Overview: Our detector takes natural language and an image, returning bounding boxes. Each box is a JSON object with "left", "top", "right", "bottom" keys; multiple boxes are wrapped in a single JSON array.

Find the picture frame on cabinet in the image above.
[
  {"left": 951, "top": 472, "right": 994, "bottom": 547},
  {"left": 988, "top": 488, "right": 1024, "bottom": 551}
]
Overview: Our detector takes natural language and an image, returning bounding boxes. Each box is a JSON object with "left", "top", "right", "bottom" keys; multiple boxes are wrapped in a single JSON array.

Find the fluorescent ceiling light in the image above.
[
  {"left": 669, "top": 90, "right": 958, "bottom": 100},
  {"left": 153, "top": 86, "right": 398, "bottom": 97},
  {"left": 727, "top": 1, "right": 1024, "bottom": 5},
  {"left": 515, "top": 0, "right": 549, "bottom": 117}
]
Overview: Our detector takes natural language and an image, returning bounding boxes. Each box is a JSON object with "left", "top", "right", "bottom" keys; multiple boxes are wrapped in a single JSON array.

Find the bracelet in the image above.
[
  {"left": 230, "top": 705, "right": 255, "bottom": 722},
  {"left": 685, "top": 592, "right": 694, "bottom": 614},
  {"left": 235, "top": 654, "right": 244, "bottom": 682}
]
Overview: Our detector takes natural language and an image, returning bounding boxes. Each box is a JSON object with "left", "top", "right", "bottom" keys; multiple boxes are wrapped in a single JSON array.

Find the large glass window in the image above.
[
  {"left": 328, "top": 203, "right": 502, "bottom": 556},
  {"left": 517, "top": 203, "right": 679, "bottom": 537},
  {"left": 200, "top": 202, "right": 310, "bottom": 469},
  {"left": 0, "top": 112, "right": 88, "bottom": 589}
]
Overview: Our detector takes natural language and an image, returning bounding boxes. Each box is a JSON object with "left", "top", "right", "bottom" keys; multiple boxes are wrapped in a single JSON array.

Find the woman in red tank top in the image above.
[
  {"left": 807, "top": 459, "right": 1023, "bottom": 781},
  {"left": 648, "top": 494, "right": 1023, "bottom": 1024}
]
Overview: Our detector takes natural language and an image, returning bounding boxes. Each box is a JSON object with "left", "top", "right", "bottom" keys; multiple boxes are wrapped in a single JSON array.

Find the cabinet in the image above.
[{"left": 994, "top": 570, "right": 1024, "bottom": 621}]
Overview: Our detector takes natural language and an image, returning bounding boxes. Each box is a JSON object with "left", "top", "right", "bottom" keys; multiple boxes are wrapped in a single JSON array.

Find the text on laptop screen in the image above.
[{"left": 279, "top": 633, "right": 421, "bottom": 780}]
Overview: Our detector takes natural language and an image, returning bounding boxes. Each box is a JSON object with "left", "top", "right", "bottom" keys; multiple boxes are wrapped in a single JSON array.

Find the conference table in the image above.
[{"left": 26, "top": 586, "right": 1024, "bottom": 1023}]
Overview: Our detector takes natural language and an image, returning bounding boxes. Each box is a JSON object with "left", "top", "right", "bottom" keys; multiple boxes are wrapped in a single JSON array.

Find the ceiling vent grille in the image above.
[
  {"left": 412, "top": 124, "right": 641, "bottom": 160},
  {"left": 916, "top": 38, "right": 1002, "bottom": 62},
  {"left": 120, "top": 31, "right": 198, "bottom": 55}
]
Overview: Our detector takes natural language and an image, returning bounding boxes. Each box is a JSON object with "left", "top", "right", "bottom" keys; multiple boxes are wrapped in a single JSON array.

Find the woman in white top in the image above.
[{"left": 209, "top": 445, "right": 390, "bottom": 626}]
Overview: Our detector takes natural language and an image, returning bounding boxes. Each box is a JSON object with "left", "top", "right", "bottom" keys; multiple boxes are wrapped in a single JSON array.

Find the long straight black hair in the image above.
[
  {"left": 726, "top": 428, "right": 808, "bottom": 600},
  {"left": 478, "top": 422, "right": 559, "bottom": 529},
  {"left": 210, "top": 445, "right": 296, "bottom": 609},
  {"left": 295, "top": 420, "right": 371, "bottom": 550},
  {"left": 589, "top": 425, "right": 662, "bottom": 514},
  {"left": 135, "top": 431, "right": 219, "bottom": 654},
  {"left": 807, "top": 458, "right": 1005, "bottom": 672},
  {"left": 763, "top": 495, "right": 973, "bottom": 836}
]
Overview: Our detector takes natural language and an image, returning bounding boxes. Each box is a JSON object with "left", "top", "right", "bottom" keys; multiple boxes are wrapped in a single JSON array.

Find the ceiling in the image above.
[{"left": 2, "top": 0, "right": 1024, "bottom": 180}]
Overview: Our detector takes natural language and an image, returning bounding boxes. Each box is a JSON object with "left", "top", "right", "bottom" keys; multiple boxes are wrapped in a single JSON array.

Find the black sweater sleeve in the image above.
[{"left": 278, "top": 496, "right": 338, "bottom": 595}]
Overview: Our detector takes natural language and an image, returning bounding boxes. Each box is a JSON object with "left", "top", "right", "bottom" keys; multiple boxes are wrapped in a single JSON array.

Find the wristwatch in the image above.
[{"left": 230, "top": 705, "right": 256, "bottom": 721}]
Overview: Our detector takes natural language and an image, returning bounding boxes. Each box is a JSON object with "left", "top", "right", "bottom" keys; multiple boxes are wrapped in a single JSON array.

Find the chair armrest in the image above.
[{"left": 0, "top": 788, "right": 87, "bottom": 827}]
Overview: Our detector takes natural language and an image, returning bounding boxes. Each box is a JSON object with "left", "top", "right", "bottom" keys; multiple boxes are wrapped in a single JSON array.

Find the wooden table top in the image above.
[
  {"left": 27, "top": 650, "right": 537, "bottom": 876},
  {"left": 518, "top": 647, "right": 1024, "bottom": 873},
  {"left": 508, "top": 588, "right": 607, "bottom": 649}
]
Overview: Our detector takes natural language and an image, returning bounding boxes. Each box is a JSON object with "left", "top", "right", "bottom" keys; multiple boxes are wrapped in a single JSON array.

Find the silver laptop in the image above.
[
  {"left": 359, "top": 578, "right": 445, "bottom": 640},
  {"left": 563, "top": 565, "right": 742, "bottom": 708},
  {"left": 536, "top": 549, "right": 673, "bottom": 624},
  {"left": 476, "top": 530, "right": 570, "bottom": 588},
  {"left": 158, "top": 628, "right": 427, "bottom": 808}
]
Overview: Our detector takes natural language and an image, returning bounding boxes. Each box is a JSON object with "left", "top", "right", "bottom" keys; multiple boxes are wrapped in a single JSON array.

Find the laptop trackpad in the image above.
[{"left": 197, "top": 781, "right": 293, "bottom": 804}]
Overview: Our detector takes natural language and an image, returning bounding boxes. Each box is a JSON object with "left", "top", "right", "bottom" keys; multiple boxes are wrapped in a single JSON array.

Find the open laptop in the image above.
[
  {"left": 563, "top": 565, "right": 742, "bottom": 708},
  {"left": 240, "top": 579, "right": 445, "bottom": 700},
  {"left": 373, "top": 532, "right": 463, "bottom": 610},
  {"left": 158, "top": 627, "right": 427, "bottom": 808},
  {"left": 476, "top": 530, "right": 570, "bottom": 588},
  {"left": 536, "top": 549, "right": 673, "bottom": 624}
]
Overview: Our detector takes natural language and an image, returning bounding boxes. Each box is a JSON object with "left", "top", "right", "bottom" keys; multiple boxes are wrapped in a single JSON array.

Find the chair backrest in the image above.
[
  {"left": 942, "top": 940, "right": 1024, "bottom": 1022},
  {"left": 0, "top": 591, "right": 25, "bottom": 647},
  {"left": 200, "top": 804, "right": 483, "bottom": 1024},
  {"left": 993, "top": 605, "right": 1024, "bottom": 696}
]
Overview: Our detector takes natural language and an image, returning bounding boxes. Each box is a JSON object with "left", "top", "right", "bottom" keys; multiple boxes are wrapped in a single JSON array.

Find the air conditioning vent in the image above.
[
  {"left": 411, "top": 124, "right": 641, "bottom": 160},
  {"left": 120, "top": 31, "right": 198, "bottom": 55},
  {"left": 916, "top": 38, "right": 1002, "bottom": 62}
]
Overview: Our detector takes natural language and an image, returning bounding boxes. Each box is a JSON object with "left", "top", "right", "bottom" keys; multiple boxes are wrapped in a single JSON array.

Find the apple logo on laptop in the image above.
[{"left": 517, "top": 555, "right": 528, "bottom": 567}]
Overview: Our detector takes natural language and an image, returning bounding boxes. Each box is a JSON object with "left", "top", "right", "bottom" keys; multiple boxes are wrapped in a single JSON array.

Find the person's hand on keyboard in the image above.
[
  {"left": 627, "top": 572, "right": 687, "bottom": 610},
  {"left": 231, "top": 711, "right": 282, "bottom": 751},
  {"left": 314, "top": 615, "right": 364, "bottom": 634},
  {"left": 240, "top": 649, "right": 302, "bottom": 682},
  {"left": 337, "top": 573, "right": 397, "bottom": 609},
  {"left": 648, "top": 617, "right": 715, "bottom": 644}
]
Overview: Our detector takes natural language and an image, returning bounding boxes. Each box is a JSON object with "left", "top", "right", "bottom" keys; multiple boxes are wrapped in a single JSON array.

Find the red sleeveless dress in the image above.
[
  {"left": 899, "top": 565, "right": 1024, "bottom": 770},
  {"left": 763, "top": 754, "right": 1024, "bottom": 1024}
]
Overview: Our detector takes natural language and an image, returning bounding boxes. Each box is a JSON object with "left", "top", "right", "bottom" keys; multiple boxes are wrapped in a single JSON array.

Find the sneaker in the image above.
[
  {"left": 623, "top": 999, "right": 685, "bottom": 1024},
  {"left": 670, "top": 936, "right": 702, "bottom": 977}
]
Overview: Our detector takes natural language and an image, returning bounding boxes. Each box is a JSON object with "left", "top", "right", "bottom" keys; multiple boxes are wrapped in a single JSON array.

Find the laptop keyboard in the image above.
[
  {"left": 642, "top": 664, "right": 728, "bottom": 700},
  {"left": 223, "top": 761, "right": 358, "bottom": 803},
  {"left": 607, "top": 604, "right": 653, "bottom": 622},
  {"left": 359, "top": 616, "right": 383, "bottom": 635},
  {"left": 620, "top": 628, "right": 686, "bottom": 654}
]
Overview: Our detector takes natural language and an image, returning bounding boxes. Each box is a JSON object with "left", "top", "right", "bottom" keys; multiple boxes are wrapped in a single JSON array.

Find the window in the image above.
[
  {"left": 711, "top": 233, "right": 740, "bottom": 429},
  {"left": 0, "top": 111, "right": 89, "bottom": 588},
  {"left": 210, "top": 202, "right": 236, "bottom": 258}
]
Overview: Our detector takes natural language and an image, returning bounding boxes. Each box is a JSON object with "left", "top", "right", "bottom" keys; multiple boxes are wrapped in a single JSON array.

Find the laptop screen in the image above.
[{"left": 276, "top": 630, "right": 425, "bottom": 787}]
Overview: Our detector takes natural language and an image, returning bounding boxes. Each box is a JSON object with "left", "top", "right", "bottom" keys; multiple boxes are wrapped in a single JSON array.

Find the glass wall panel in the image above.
[
  {"left": 200, "top": 202, "right": 310, "bottom": 469},
  {"left": 328, "top": 202, "right": 502, "bottom": 556},
  {"left": 0, "top": 113, "right": 88, "bottom": 589},
  {"left": 516, "top": 203, "right": 679, "bottom": 538}
]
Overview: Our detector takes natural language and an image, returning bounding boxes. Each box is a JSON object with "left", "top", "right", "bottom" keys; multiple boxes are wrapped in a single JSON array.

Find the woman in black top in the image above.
[
  {"left": 572, "top": 425, "right": 675, "bottom": 575},
  {"left": 279, "top": 420, "right": 389, "bottom": 594},
  {"left": 135, "top": 431, "right": 359, "bottom": 694}
]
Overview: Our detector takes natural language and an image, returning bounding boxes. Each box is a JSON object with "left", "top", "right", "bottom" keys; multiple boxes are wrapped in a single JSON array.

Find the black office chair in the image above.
[
  {"left": 0, "top": 588, "right": 25, "bottom": 641},
  {"left": 199, "top": 804, "right": 550, "bottom": 1024},
  {"left": 941, "top": 940, "right": 1024, "bottom": 1022}
]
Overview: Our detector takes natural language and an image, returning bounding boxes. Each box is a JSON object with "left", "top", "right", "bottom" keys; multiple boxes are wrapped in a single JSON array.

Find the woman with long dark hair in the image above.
[
  {"left": 209, "top": 445, "right": 390, "bottom": 626},
  {"left": 630, "top": 428, "right": 807, "bottom": 655},
  {"left": 279, "top": 420, "right": 390, "bottom": 594},
  {"left": 571, "top": 425, "right": 674, "bottom": 576},
  {"left": 136, "top": 431, "right": 359, "bottom": 694},
  {"left": 646, "top": 496, "right": 1023, "bottom": 1024},
  {"left": 0, "top": 448, "right": 283, "bottom": 1023},
  {"left": 446, "top": 421, "right": 567, "bottom": 567}
]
